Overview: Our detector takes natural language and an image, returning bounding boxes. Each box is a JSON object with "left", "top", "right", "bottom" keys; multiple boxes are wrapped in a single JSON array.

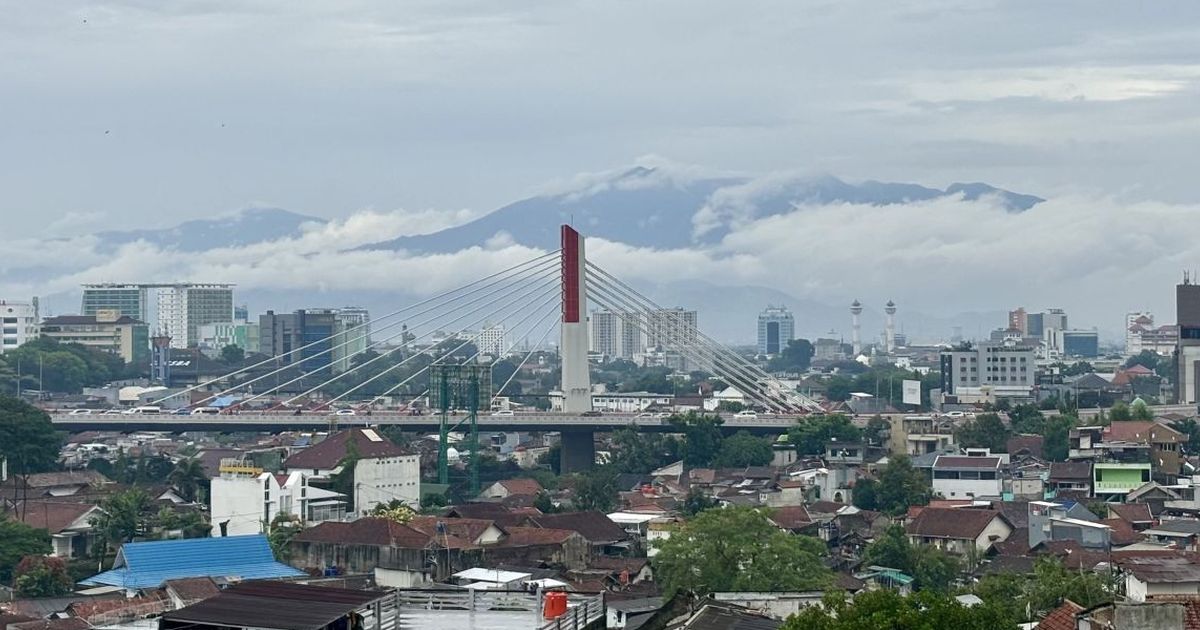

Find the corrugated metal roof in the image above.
[{"left": 81, "top": 535, "right": 304, "bottom": 589}]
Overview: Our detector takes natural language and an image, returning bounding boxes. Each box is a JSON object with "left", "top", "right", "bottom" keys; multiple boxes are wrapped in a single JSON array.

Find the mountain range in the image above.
[{"left": 19, "top": 169, "right": 1044, "bottom": 343}]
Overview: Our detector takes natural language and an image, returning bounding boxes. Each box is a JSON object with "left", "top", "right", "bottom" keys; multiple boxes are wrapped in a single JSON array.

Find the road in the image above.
[{"left": 47, "top": 411, "right": 808, "bottom": 434}]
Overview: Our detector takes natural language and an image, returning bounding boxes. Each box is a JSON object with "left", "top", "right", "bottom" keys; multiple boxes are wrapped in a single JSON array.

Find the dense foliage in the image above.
[
  {"left": 652, "top": 506, "right": 831, "bottom": 597},
  {"left": 13, "top": 555, "right": 73, "bottom": 597},
  {"left": 0, "top": 518, "right": 52, "bottom": 582},
  {"left": 789, "top": 415, "right": 862, "bottom": 455},
  {"left": 852, "top": 455, "right": 930, "bottom": 515},
  {"left": 0, "top": 395, "right": 63, "bottom": 473},
  {"left": 784, "top": 589, "right": 1017, "bottom": 630},
  {"left": 862, "top": 525, "right": 961, "bottom": 592}
]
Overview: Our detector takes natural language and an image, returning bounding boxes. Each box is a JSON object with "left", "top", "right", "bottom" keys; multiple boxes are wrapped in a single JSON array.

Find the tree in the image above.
[
  {"left": 1131, "top": 398, "right": 1154, "bottom": 421},
  {"left": 954, "top": 413, "right": 1011, "bottom": 453},
  {"left": 1170, "top": 418, "right": 1200, "bottom": 454},
  {"left": 265, "top": 513, "right": 302, "bottom": 561},
  {"left": 784, "top": 589, "right": 1017, "bottom": 630},
  {"left": 874, "top": 455, "right": 931, "bottom": 515},
  {"left": 973, "top": 557, "right": 1116, "bottom": 621},
  {"left": 652, "top": 506, "right": 831, "bottom": 597},
  {"left": 219, "top": 344, "right": 245, "bottom": 364},
  {"left": 610, "top": 427, "right": 680, "bottom": 474},
  {"left": 1008, "top": 404, "right": 1046, "bottom": 434},
  {"left": 681, "top": 488, "right": 719, "bottom": 516},
  {"left": 537, "top": 444, "right": 562, "bottom": 474},
  {"left": 788, "top": 414, "right": 863, "bottom": 456},
  {"left": 533, "top": 492, "right": 560, "bottom": 514},
  {"left": 13, "top": 555, "right": 73, "bottom": 597},
  {"left": 168, "top": 458, "right": 208, "bottom": 503},
  {"left": 0, "top": 395, "right": 63, "bottom": 473},
  {"left": 824, "top": 376, "right": 854, "bottom": 402},
  {"left": 91, "top": 489, "right": 153, "bottom": 555},
  {"left": 329, "top": 439, "right": 361, "bottom": 510},
  {"left": 862, "top": 525, "right": 961, "bottom": 592},
  {"left": 766, "top": 339, "right": 815, "bottom": 373},
  {"left": 852, "top": 478, "right": 878, "bottom": 510},
  {"left": 0, "top": 518, "right": 52, "bottom": 582},
  {"left": 1043, "top": 415, "right": 1074, "bottom": 461},
  {"left": 669, "top": 412, "right": 725, "bottom": 467},
  {"left": 571, "top": 466, "right": 619, "bottom": 513},
  {"left": 714, "top": 431, "right": 772, "bottom": 467},
  {"left": 371, "top": 501, "right": 417, "bottom": 523}
]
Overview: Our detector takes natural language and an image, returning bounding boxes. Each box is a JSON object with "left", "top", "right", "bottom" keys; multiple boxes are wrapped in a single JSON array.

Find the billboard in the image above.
[{"left": 902, "top": 380, "right": 922, "bottom": 406}]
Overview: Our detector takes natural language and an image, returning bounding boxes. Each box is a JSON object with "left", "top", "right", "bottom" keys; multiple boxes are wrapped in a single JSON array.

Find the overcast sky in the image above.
[{"left": 4, "top": 0, "right": 1200, "bottom": 238}]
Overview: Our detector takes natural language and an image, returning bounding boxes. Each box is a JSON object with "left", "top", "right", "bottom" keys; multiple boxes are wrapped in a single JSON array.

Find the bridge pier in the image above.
[{"left": 560, "top": 430, "right": 595, "bottom": 474}]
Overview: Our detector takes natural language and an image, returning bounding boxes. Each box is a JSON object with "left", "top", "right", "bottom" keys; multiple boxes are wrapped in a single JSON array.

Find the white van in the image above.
[
  {"left": 125, "top": 406, "right": 162, "bottom": 415},
  {"left": 191, "top": 407, "right": 221, "bottom": 415}
]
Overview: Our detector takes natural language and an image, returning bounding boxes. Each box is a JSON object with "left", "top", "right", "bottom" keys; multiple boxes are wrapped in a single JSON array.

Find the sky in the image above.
[{"left": 3, "top": 1, "right": 1200, "bottom": 341}]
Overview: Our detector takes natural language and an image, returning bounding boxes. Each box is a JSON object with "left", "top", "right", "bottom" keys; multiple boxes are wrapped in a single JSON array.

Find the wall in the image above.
[
  {"left": 355, "top": 455, "right": 421, "bottom": 514},
  {"left": 972, "top": 518, "right": 1013, "bottom": 552},
  {"left": 210, "top": 475, "right": 268, "bottom": 536},
  {"left": 1113, "top": 603, "right": 1185, "bottom": 629},
  {"left": 932, "top": 474, "right": 1003, "bottom": 500},
  {"left": 375, "top": 567, "right": 430, "bottom": 588}
]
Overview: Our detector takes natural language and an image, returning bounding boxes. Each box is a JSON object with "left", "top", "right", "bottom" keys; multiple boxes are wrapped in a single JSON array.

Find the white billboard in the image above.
[{"left": 902, "top": 380, "right": 922, "bottom": 406}]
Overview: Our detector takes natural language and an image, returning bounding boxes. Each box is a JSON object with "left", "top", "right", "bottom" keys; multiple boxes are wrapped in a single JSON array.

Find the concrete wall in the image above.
[
  {"left": 354, "top": 454, "right": 421, "bottom": 513},
  {"left": 1113, "top": 602, "right": 1185, "bottom": 629}
]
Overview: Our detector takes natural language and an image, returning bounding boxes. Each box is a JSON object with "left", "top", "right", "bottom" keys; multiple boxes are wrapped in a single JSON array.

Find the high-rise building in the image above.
[
  {"left": 475, "top": 324, "right": 507, "bottom": 357},
  {"left": 939, "top": 339, "right": 1036, "bottom": 395},
  {"left": 1008, "top": 307, "right": 1028, "bottom": 334},
  {"left": 1061, "top": 330, "right": 1099, "bottom": 358},
  {"left": 82, "top": 284, "right": 148, "bottom": 321},
  {"left": 1176, "top": 277, "right": 1200, "bottom": 404},
  {"left": 260, "top": 308, "right": 365, "bottom": 373},
  {"left": 156, "top": 283, "right": 235, "bottom": 349},
  {"left": 0, "top": 299, "right": 39, "bottom": 355},
  {"left": 590, "top": 307, "right": 697, "bottom": 362},
  {"left": 332, "top": 307, "right": 371, "bottom": 372},
  {"left": 758, "top": 305, "right": 795, "bottom": 355}
]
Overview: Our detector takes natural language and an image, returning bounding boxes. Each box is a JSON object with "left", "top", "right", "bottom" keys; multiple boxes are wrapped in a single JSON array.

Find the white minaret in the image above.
[
  {"left": 850, "top": 299, "right": 863, "bottom": 356},
  {"left": 884, "top": 300, "right": 897, "bottom": 354}
]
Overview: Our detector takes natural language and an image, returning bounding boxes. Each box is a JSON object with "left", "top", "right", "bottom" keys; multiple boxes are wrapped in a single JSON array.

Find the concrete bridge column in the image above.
[{"left": 560, "top": 430, "right": 596, "bottom": 474}]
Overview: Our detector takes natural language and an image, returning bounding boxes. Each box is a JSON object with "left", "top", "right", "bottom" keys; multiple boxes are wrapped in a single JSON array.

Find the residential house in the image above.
[
  {"left": 905, "top": 508, "right": 1013, "bottom": 555},
  {"left": 479, "top": 478, "right": 543, "bottom": 501},
  {"left": 1118, "top": 555, "right": 1200, "bottom": 602},
  {"left": 1028, "top": 501, "right": 1107, "bottom": 550},
  {"left": 80, "top": 535, "right": 304, "bottom": 591},
  {"left": 290, "top": 516, "right": 590, "bottom": 586},
  {"left": 158, "top": 582, "right": 392, "bottom": 630},
  {"left": 1141, "top": 520, "right": 1200, "bottom": 551},
  {"left": 283, "top": 428, "right": 421, "bottom": 514},
  {"left": 889, "top": 415, "right": 955, "bottom": 456},
  {"left": 9, "top": 500, "right": 102, "bottom": 558},
  {"left": 521, "top": 511, "right": 631, "bottom": 556},
  {"left": 1108, "top": 503, "right": 1156, "bottom": 530},
  {"left": 932, "top": 455, "right": 1004, "bottom": 500},
  {"left": 210, "top": 461, "right": 345, "bottom": 537},
  {"left": 1047, "top": 462, "right": 1092, "bottom": 498},
  {"left": 1125, "top": 481, "right": 1180, "bottom": 518}
]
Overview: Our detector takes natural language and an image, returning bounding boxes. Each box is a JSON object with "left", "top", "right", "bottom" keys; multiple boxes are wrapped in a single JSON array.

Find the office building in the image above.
[
  {"left": 196, "top": 321, "right": 261, "bottom": 357},
  {"left": 1061, "top": 330, "right": 1100, "bottom": 358},
  {"left": 590, "top": 309, "right": 642, "bottom": 360},
  {"left": 757, "top": 305, "right": 795, "bottom": 355},
  {"left": 940, "top": 339, "right": 1037, "bottom": 397},
  {"left": 0, "top": 299, "right": 39, "bottom": 355},
  {"left": 1176, "top": 278, "right": 1200, "bottom": 404},
  {"left": 40, "top": 310, "right": 149, "bottom": 365},
  {"left": 1126, "top": 312, "right": 1178, "bottom": 356},
  {"left": 332, "top": 307, "right": 371, "bottom": 372},
  {"left": 81, "top": 284, "right": 148, "bottom": 321},
  {"left": 259, "top": 309, "right": 340, "bottom": 372},
  {"left": 156, "top": 284, "right": 235, "bottom": 349},
  {"left": 1008, "top": 307, "right": 1028, "bottom": 335}
]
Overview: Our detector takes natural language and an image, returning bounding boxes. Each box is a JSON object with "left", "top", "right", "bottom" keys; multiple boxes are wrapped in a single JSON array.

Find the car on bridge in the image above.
[
  {"left": 334, "top": 408, "right": 356, "bottom": 416},
  {"left": 68, "top": 408, "right": 92, "bottom": 415},
  {"left": 491, "top": 410, "right": 514, "bottom": 417},
  {"left": 734, "top": 410, "right": 758, "bottom": 419}
]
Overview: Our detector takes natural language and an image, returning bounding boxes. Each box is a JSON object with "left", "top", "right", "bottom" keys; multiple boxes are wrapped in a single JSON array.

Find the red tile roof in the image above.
[
  {"left": 283, "top": 428, "right": 412, "bottom": 470},
  {"left": 524, "top": 511, "right": 629, "bottom": 544},
  {"left": 498, "top": 526, "right": 576, "bottom": 546},
  {"left": 1036, "top": 600, "right": 1083, "bottom": 630},
  {"left": 496, "top": 478, "right": 544, "bottom": 496},
  {"left": 293, "top": 518, "right": 432, "bottom": 548},
  {"left": 14, "top": 501, "right": 99, "bottom": 534},
  {"left": 1110, "top": 503, "right": 1154, "bottom": 525},
  {"left": 906, "top": 508, "right": 1008, "bottom": 541},
  {"left": 1098, "top": 518, "right": 1142, "bottom": 546},
  {"left": 769, "top": 506, "right": 813, "bottom": 530},
  {"left": 408, "top": 516, "right": 500, "bottom": 547},
  {"left": 1105, "top": 421, "right": 1182, "bottom": 443}
]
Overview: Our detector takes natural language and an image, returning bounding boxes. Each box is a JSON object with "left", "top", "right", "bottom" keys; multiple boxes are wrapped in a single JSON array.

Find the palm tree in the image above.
[{"left": 168, "top": 458, "right": 208, "bottom": 504}]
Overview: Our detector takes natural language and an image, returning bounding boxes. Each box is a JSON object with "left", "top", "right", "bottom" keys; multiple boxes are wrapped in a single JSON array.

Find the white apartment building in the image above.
[
  {"left": 939, "top": 339, "right": 1036, "bottom": 398},
  {"left": 1, "top": 299, "right": 39, "bottom": 354},
  {"left": 476, "top": 323, "right": 507, "bottom": 357},
  {"left": 209, "top": 460, "right": 346, "bottom": 537},
  {"left": 282, "top": 428, "right": 421, "bottom": 515},
  {"left": 932, "top": 455, "right": 1004, "bottom": 499},
  {"left": 156, "top": 283, "right": 235, "bottom": 349},
  {"left": 590, "top": 308, "right": 697, "bottom": 365}
]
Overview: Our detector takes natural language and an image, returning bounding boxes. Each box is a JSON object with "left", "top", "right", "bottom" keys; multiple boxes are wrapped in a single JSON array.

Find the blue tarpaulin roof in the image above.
[
  {"left": 209, "top": 396, "right": 239, "bottom": 408},
  {"left": 81, "top": 534, "right": 304, "bottom": 590}
]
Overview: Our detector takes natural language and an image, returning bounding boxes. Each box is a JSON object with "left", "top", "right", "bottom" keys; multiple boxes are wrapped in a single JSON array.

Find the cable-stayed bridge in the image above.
[{"left": 48, "top": 225, "right": 821, "bottom": 471}]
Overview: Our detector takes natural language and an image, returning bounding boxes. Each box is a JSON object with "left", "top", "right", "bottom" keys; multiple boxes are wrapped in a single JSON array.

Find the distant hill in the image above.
[
  {"left": 363, "top": 169, "right": 1043, "bottom": 253},
  {"left": 90, "top": 207, "right": 324, "bottom": 253}
]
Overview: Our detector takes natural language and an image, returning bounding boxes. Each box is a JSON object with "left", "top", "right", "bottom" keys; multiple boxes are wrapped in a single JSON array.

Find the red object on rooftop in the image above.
[{"left": 543, "top": 591, "right": 568, "bottom": 620}]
